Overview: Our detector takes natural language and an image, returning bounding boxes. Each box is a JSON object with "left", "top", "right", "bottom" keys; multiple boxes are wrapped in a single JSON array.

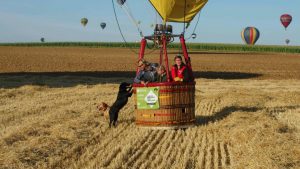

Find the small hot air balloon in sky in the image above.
[
  {"left": 100, "top": 22, "right": 106, "bottom": 29},
  {"left": 81, "top": 18, "right": 88, "bottom": 27},
  {"left": 241, "top": 27, "right": 260, "bottom": 45},
  {"left": 40, "top": 37, "right": 45, "bottom": 43},
  {"left": 117, "top": 0, "right": 126, "bottom": 6},
  {"left": 285, "top": 39, "right": 290, "bottom": 45},
  {"left": 191, "top": 33, "right": 197, "bottom": 39},
  {"left": 280, "top": 14, "right": 292, "bottom": 30}
]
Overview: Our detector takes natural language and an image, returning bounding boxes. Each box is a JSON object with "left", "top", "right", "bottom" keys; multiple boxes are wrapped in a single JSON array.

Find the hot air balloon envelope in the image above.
[
  {"left": 280, "top": 14, "right": 292, "bottom": 29},
  {"left": 149, "top": 0, "right": 208, "bottom": 23},
  {"left": 286, "top": 39, "right": 290, "bottom": 45},
  {"left": 117, "top": 0, "right": 126, "bottom": 5},
  {"left": 100, "top": 22, "right": 106, "bottom": 29},
  {"left": 81, "top": 18, "right": 88, "bottom": 27},
  {"left": 241, "top": 27, "right": 260, "bottom": 45}
]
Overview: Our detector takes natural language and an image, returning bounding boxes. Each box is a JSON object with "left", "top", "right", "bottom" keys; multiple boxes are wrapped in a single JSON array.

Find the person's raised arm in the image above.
[{"left": 134, "top": 71, "right": 144, "bottom": 84}]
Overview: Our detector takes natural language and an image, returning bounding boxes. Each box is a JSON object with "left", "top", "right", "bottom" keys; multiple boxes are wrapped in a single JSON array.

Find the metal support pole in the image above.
[
  {"left": 180, "top": 35, "right": 190, "bottom": 67},
  {"left": 137, "top": 38, "right": 147, "bottom": 75},
  {"left": 159, "top": 47, "right": 163, "bottom": 65},
  {"left": 180, "top": 35, "right": 194, "bottom": 81},
  {"left": 139, "top": 38, "right": 147, "bottom": 60},
  {"left": 162, "top": 35, "right": 171, "bottom": 82}
]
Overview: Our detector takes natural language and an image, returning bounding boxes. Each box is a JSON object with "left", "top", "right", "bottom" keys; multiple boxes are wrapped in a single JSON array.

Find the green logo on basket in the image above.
[
  {"left": 137, "top": 87, "right": 160, "bottom": 109},
  {"left": 145, "top": 90, "right": 158, "bottom": 107}
]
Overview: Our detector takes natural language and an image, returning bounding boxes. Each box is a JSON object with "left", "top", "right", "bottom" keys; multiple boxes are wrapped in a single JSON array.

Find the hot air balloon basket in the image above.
[{"left": 133, "top": 82, "right": 196, "bottom": 129}]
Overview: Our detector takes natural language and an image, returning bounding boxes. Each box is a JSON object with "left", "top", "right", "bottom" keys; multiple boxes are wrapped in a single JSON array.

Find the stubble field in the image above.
[{"left": 0, "top": 47, "right": 299, "bottom": 169}]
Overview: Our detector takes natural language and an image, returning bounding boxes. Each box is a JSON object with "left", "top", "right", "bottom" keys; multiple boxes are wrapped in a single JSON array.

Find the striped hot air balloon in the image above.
[{"left": 241, "top": 27, "right": 260, "bottom": 45}]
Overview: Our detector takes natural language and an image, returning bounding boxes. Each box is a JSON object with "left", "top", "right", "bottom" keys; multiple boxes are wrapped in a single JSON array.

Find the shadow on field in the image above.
[
  {"left": 196, "top": 106, "right": 262, "bottom": 126},
  {"left": 194, "top": 71, "right": 262, "bottom": 79},
  {"left": 168, "top": 51, "right": 266, "bottom": 55},
  {"left": 0, "top": 71, "right": 261, "bottom": 88},
  {"left": 0, "top": 71, "right": 133, "bottom": 89}
]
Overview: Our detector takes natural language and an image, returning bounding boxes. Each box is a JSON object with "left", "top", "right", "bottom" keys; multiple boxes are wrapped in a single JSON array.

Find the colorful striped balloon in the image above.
[{"left": 241, "top": 27, "right": 260, "bottom": 45}]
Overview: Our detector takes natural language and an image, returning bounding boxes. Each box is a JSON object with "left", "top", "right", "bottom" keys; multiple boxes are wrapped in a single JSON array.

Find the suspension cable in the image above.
[
  {"left": 186, "top": 12, "right": 202, "bottom": 41},
  {"left": 112, "top": 0, "right": 139, "bottom": 54},
  {"left": 122, "top": 3, "right": 144, "bottom": 37},
  {"left": 111, "top": 0, "right": 157, "bottom": 55},
  {"left": 183, "top": 0, "right": 187, "bottom": 35}
]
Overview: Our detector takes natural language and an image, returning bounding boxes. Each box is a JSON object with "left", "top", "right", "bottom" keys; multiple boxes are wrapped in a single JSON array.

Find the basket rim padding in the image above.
[{"left": 133, "top": 81, "right": 196, "bottom": 87}]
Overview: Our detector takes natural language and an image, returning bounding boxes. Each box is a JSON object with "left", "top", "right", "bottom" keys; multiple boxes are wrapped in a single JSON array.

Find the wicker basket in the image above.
[{"left": 133, "top": 82, "right": 196, "bottom": 129}]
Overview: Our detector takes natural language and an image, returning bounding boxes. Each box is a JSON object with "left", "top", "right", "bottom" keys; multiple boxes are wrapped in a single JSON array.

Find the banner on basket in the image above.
[{"left": 137, "top": 87, "right": 160, "bottom": 109}]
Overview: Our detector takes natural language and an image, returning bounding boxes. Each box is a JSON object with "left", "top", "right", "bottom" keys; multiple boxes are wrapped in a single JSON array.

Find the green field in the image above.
[{"left": 1, "top": 42, "right": 300, "bottom": 54}]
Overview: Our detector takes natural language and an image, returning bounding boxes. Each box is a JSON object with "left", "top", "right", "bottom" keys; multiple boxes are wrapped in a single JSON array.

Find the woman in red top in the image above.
[{"left": 171, "top": 55, "right": 190, "bottom": 82}]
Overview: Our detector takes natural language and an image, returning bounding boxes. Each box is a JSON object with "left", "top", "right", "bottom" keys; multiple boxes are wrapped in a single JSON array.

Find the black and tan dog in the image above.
[{"left": 97, "top": 82, "right": 133, "bottom": 127}]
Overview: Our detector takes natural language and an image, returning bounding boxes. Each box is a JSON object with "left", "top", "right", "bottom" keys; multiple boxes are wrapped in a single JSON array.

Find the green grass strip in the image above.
[{"left": 1, "top": 42, "right": 299, "bottom": 54}]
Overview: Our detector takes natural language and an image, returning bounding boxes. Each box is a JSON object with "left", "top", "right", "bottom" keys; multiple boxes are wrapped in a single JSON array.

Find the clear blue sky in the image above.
[{"left": 0, "top": 0, "right": 299, "bottom": 45}]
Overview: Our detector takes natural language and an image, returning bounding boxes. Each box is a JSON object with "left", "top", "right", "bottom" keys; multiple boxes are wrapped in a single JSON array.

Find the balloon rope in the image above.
[
  {"left": 155, "top": 11, "right": 158, "bottom": 24},
  {"left": 186, "top": 12, "right": 201, "bottom": 41},
  {"left": 122, "top": 3, "right": 158, "bottom": 50},
  {"left": 122, "top": 4, "right": 144, "bottom": 37},
  {"left": 112, "top": 0, "right": 139, "bottom": 54},
  {"left": 183, "top": 0, "right": 187, "bottom": 35},
  {"left": 111, "top": 0, "right": 157, "bottom": 55},
  {"left": 192, "top": 12, "right": 201, "bottom": 35}
]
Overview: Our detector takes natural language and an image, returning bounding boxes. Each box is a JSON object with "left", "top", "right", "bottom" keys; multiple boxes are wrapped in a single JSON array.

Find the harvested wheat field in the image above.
[{"left": 0, "top": 47, "right": 300, "bottom": 169}]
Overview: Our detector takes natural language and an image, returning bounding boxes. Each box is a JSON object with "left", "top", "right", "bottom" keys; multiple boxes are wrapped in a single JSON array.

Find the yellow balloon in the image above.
[{"left": 149, "top": 0, "right": 208, "bottom": 23}]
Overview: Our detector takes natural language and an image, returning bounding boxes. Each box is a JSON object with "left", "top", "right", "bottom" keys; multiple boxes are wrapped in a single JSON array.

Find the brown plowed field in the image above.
[
  {"left": 0, "top": 47, "right": 299, "bottom": 169},
  {"left": 0, "top": 47, "right": 300, "bottom": 80}
]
